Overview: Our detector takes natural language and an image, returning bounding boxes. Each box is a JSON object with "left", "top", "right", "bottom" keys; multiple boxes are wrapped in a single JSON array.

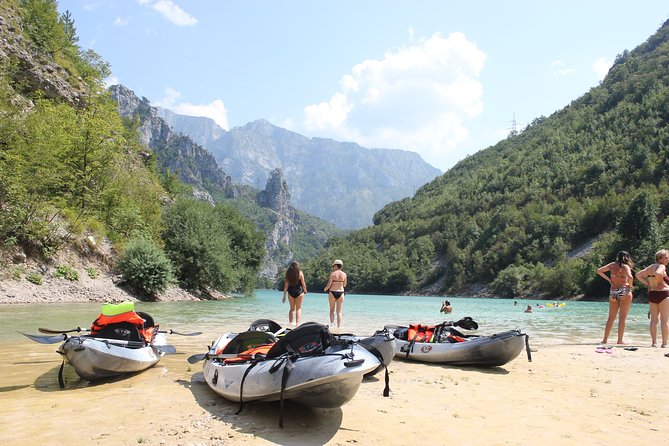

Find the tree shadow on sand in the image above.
[{"left": 178, "top": 372, "right": 344, "bottom": 445}]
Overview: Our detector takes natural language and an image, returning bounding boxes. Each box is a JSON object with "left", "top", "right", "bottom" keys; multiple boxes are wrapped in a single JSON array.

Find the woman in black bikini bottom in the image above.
[
  {"left": 636, "top": 250, "right": 669, "bottom": 348},
  {"left": 648, "top": 290, "right": 669, "bottom": 304},
  {"left": 324, "top": 260, "right": 347, "bottom": 328},
  {"left": 283, "top": 262, "right": 307, "bottom": 326}
]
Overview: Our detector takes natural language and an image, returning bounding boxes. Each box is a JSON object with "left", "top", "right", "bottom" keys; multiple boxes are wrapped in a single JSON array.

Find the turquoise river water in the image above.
[{"left": 0, "top": 290, "right": 655, "bottom": 346}]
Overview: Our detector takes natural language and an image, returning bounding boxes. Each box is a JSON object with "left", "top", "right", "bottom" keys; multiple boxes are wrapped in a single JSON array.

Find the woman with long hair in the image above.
[
  {"left": 283, "top": 261, "right": 307, "bottom": 326},
  {"left": 596, "top": 250, "right": 634, "bottom": 344},
  {"left": 636, "top": 249, "right": 669, "bottom": 348},
  {"left": 324, "top": 259, "right": 347, "bottom": 328}
]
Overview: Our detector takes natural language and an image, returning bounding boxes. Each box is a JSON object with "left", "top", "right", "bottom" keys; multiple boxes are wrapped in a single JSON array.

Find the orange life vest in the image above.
[
  {"left": 408, "top": 324, "right": 435, "bottom": 343},
  {"left": 222, "top": 343, "right": 274, "bottom": 364},
  {"left": 90, "top": 311, "right": 150, "bottom": 342}
]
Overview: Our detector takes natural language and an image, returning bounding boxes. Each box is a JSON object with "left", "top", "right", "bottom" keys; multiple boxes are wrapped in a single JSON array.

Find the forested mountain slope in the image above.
[{"left": 303, "top": 19, "right": 669, "bottom": 299}]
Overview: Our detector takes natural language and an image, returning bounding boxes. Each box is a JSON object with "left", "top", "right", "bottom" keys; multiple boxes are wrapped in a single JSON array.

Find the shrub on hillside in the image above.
[
  {"left": 117, "top": 237, "right": 173, "bottom": 298},
  {"left": 54, "top": 264, "right": 78, "bottom": 281}
]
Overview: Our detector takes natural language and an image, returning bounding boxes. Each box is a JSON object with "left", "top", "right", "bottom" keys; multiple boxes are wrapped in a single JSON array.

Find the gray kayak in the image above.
[
  {"left": 58, "top": 334, "right": 167, "bottom": 380},
  {"left": 387, "top": 326, "right": 530, "bottom": 367},
  {"left": 202, "top": 323, "right": 378, "bottom": 409}
]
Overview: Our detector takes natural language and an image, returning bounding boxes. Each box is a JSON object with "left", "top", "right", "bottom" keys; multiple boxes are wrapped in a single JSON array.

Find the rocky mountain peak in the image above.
[{"left": 257, "top": 168, "right": 292, "bottom": 215}]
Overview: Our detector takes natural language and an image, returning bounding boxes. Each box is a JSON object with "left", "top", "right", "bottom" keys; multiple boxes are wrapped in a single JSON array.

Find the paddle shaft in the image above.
[
  {"left": 22, "top": 332, "right": 176, "bottom": 352},
  {"left": 39, "top": 327, "right": 201, "bottom": 336}
]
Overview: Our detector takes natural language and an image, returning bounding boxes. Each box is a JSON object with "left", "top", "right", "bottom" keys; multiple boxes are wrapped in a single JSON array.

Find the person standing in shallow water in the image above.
[
  {"left": 635, "top": 249, "right": 669, "bottom": 348},
  {"left": 596, "top": 250, "right": 634, "bottom": 345},
  {"left": 440, "top": 300, "right": 452, "bottom": 314},
  {"left": 283, "top": 261, "right": 307, "bottom": 327},
  {"left": 324, "top": 259, "right": 347, "bottom": 328}
]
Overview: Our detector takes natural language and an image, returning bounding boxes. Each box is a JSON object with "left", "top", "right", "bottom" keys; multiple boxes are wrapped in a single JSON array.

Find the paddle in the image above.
[
  {"left": 38, "top": 327, "right": 85, "bottom": 334},
  {"left": 39, "top": 327, "right": 202, "bottom": 336},
  {"left": 186, "top": 351, "right": 233, "bottom": 363},
  {"left": 21, "top": 331, "right": 177, "bottom": 353},
  {"left": 451, "top": 317, "right": 479, "bottom": 330},
  {"left": 155, "top": 344, "right": 177, "bottom": 354},
  {"left": 187, "top": 353, "right": 208, "bottom": 364},
  {"left": 20, "top": 332, "right": 67, "bottom": 344},
  {"left": 164, "top": 329, "right": 202, "bottom": 336}
]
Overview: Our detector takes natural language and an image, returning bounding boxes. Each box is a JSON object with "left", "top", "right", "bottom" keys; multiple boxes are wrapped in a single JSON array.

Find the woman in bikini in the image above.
[
  {"left": 635, "top": 249, "right": 669, "bottom": 348},
  {"left": 596, "top": 251, "right": 634, "bottom": 344},
  {"left": 282, "top": 261, "right": 307, "bottom": 327},
  {"left": 324, "top": 259, "right": 347, "bottom": 328}
]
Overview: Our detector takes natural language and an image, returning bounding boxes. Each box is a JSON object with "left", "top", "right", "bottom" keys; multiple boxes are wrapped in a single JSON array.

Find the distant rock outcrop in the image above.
[
  {"left": 257, "top": 169, "right": 300, "bottom": 277},
  {"left": 257, "top": 168, "right": 293, "bottom": 215}
]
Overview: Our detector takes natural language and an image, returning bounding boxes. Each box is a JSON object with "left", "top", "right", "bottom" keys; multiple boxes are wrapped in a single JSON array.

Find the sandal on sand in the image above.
[
  {"left": 624, "top": 346, "right": 639, "bottom": 351},
  {"left": 595, "top": 347, "right": 606, "bottom": 353},
  {"left": 605, "top": 347, "right": 613, "bottom": 353},
  {"left": 665, "top": 353, "right": 669, "bottom": 357}
]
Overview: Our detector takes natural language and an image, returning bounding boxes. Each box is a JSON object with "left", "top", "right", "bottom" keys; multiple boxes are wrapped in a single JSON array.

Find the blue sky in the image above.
[{"left": 58, "top": 1, "right": 668, "bottom": 172}]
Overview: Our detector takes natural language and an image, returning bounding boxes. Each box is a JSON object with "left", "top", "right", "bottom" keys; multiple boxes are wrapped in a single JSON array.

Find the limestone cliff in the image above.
[{"left": 110, "top": 84, "right": 233, "bottom": 201}]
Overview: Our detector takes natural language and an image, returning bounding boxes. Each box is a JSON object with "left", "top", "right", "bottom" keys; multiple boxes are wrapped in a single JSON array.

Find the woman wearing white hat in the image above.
[{"left": 324, "top": 259, "right": 347, "bottom": 328}]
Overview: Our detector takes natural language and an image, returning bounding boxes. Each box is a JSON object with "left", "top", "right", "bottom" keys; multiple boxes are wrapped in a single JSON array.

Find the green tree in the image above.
[
  {"left": 20, "top": 0, "right": 67, "bottom": 55},
  {"left": 162, "top": 199, "right": 264, "bottom": 294}
]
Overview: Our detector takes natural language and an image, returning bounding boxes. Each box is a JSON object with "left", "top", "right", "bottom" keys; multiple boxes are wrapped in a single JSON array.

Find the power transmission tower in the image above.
[{"left": 508, "top": 113, "right": 519, "bottom": 136}]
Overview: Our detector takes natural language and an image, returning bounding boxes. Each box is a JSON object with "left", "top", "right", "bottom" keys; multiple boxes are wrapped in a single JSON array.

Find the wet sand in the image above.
[{"left": 1, "top": 334, "right": 667, "bottom": 446}]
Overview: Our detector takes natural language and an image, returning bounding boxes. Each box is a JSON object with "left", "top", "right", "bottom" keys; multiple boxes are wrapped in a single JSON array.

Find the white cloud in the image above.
[
  {"left": 304, "top": 93, "right": 352, "bottom": 130},
  {"left": 104, "top": 76, "right": 120, "bottom": 88},
  {"left": 592, "top": 57, "right": 612, "bottom": 80},
  {"left": 138, "top": 0, "right": 197, "bottom": 26},
  {"left": 114, "top": 17, "right": 128, "bottom": 26},
  {"left": 155, "top": 87, "right": 229, "bottom": 129},
  {"left": 550, "top": 60, "right": 576, "bottom": 78},
  {"left": 300, "top": 32, "right": 486, "bottom": 169}
]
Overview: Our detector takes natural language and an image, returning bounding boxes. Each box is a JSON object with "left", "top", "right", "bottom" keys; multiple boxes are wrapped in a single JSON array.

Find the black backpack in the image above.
[{"left": 265, "top": 322, "right": 333, "bottom": 359}]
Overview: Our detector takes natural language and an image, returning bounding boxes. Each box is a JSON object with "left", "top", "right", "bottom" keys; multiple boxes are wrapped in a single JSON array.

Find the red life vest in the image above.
[{"left": 408, "top": 324, "right": 435, "bottom": 342}]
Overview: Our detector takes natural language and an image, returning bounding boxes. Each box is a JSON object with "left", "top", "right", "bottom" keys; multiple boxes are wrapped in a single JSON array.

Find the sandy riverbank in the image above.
[{"left": 1, "top": 337, "right": 667, "bottom": 446}]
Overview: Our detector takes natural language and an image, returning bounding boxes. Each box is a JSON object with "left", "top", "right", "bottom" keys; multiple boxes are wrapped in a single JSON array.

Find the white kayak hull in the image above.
[
  {"left": 336, "top": 332, "right": 396, "bottom": 377},
  {"left": 394, "top": 329, "right": 527, "bottom": 366},
  {"left": 58, "top": 334, "right": 166, "bottom": 380},
  {"left": 203, "top": 332, "right": 377, "bottom": 408}
]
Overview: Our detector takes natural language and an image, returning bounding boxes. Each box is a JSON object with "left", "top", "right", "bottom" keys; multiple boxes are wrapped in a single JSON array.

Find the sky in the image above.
[{"left": 57, "top": 1, "right": 668, "bottom": 172}]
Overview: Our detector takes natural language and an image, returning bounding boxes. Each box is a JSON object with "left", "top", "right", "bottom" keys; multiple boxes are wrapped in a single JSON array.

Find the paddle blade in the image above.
[
  {"left": 156, "top": 344, "right": 177, "bottom": 355},
  {"left": 20, "top": 332, "right": 67, "bottom": 344},
  {"left": 165, "top": 330, "right": 203, "bottom": 337},
  {"left": 454, "top": 317, "right": 479, "bottom": 330},
  {"left": 38, "top": 327, "right": 85, "bottom": 334},
  {"left": 187, "top": 353, "right": 207, "bottom": 364}
]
